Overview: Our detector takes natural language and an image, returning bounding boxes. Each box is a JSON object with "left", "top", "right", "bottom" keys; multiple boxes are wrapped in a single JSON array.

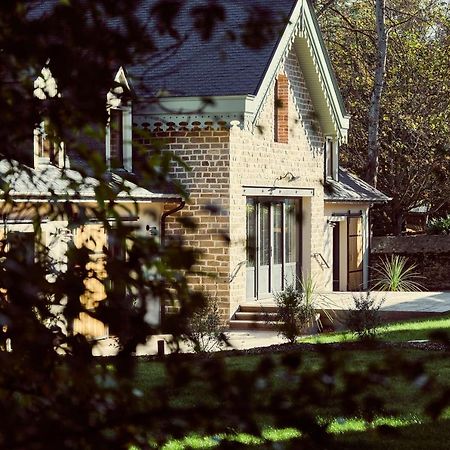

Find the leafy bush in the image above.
[
  {"left": 346, "top": 292, "right": 385, "bottom": 340},
  {"left": 274, "top": 282, "right": 317, "bottom": 343},
  {"left": 427, "top": 215, "right": 450, "bottom": 235},
  {"left": 373, "top": 255, "right": 424, "bottom": 291},
  {"left": 186, "top": 296, "right": 226, "bottom": 353}
]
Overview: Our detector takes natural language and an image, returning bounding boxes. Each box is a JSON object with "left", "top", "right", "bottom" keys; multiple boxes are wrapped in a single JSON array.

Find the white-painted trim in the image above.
[
  {"left": 122, "top": 104, "right": 132, "bottom": 172},
  {"left": 243, "top": 186, "right": 314, "bottom": 197},
  {"left": 0, "top": 197, "right": 177, "bottom": 204},
  {"left": 105, "top": 123, "right": 111, "bottom": 164},
  {"left": 33, "top": 121, "right": 65, "bottom": 170},
  {"left": 251, "top": 0, "right": 349, "bottom": 141},
  {"left": 106, "top": 104, "right": 133, "bottom": 172}
]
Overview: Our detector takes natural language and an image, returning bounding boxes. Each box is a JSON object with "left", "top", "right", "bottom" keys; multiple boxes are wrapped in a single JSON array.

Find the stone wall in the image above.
[
  {"left": 147, "top": 130, "right": 231, "bottom": 318},
  {"left": 371, "top": 235, "right": 450, "bottom": 290},
  {"left": 136, "top": 47, "right": 330, "bottom": 319},
  {"left": 228, "top": 47, "right": 326, "bottom": 315}
]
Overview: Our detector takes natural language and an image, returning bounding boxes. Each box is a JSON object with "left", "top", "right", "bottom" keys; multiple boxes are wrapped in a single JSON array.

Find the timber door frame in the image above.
[{"left": 346, "top": 211, "right": 364, "bottom": 291}]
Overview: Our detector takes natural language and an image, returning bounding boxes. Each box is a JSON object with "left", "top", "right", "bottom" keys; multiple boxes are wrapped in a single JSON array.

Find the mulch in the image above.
[{"left": 135, "top": 339, "right": 450, "bottom": 362}]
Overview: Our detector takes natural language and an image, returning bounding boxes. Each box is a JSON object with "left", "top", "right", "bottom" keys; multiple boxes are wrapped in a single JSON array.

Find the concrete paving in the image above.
[
  {"left": 318, "top": 291, "right": 450, "bottom": 313},
  {"left": 93, "top": 330, "right": 287, "bottom": 357},
  {"left": 245, "top": 291, "right": 450, "bottom": 314}
]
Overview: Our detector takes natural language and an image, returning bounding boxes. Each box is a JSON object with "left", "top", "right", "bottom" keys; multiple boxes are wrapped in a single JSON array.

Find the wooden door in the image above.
[
  {"left": 347, "top": 217, "right": 363, "bottom": 290},
  {"left": 72, "top": 224, "right": 108, "bottom": 339}
]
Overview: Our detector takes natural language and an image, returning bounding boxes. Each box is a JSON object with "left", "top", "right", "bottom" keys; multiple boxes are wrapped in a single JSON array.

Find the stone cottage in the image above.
[
  {"left": 124, "top": 0, "right": 390, "bottom": 321},
  {"left": 1, "top": 0, "right": 389, "bottom": 336}
]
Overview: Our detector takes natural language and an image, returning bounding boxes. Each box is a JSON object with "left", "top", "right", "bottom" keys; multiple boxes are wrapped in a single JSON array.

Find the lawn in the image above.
[
  {"left": 133, "top": 343, "right": 450, "bottom": 449},
  {"left": 301, "top": 314, "right": 450, "bottom": 344}
]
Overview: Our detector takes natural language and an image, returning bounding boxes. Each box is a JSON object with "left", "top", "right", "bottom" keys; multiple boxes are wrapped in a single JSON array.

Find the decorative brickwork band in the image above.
[{"left": 274, "top": 74, "right": 289, "bottom": 144}]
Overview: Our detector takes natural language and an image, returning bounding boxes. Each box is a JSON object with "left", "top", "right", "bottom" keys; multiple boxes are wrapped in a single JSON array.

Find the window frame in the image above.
[{"left": 105, "top": 104, "right": 132, "bottom": 172}]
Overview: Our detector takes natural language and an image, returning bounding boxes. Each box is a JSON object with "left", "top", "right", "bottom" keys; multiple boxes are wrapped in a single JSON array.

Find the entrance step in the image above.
[{"left": 229, "top": 304, "right": 280, "bottom": 330}]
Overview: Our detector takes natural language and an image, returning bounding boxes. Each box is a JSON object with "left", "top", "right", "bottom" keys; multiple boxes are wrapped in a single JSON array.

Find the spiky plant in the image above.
[{"left": 373, "top": 255, "right": 424, "bottom": 292}]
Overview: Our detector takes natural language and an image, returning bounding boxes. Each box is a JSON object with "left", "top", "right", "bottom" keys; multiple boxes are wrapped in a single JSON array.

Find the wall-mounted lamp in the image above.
[
  {"left": 273, "top": 171, "right": 298, "bottom": 187},
  {"left": 278, "top": 171, "right": 297, "bottom": 182}
]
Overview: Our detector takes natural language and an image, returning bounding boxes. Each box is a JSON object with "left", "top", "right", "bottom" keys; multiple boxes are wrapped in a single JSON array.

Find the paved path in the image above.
[
  {"left": 318, "top": 291, "right": 450, "bottom": 313},
  {"left": 93, "top": 330, "right": 287, "bottom": 357},
  {"left": 248, "top": 291, "right": 450, "bottom": 314}
]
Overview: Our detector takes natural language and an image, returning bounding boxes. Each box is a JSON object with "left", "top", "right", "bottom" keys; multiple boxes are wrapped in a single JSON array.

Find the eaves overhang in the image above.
[
  {"left": 251, "top": 0, "right": 350, "bottom": 143},
  {"left": 133, "top": 94, "right": 253, "bottom": 130}
]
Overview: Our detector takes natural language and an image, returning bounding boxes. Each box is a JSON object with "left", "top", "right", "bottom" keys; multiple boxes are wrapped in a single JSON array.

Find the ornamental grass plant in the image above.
[{"left": 373, "top": 255, "right": 424, "bottom": 292}]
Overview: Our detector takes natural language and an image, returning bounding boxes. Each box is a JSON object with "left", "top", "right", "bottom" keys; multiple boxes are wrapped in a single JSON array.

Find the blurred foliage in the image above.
[{"left": 0, "top": 1, "right": 449, "bottom": 449}]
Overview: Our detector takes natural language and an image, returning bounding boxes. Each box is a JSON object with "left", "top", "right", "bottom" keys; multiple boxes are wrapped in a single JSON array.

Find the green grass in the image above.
[
  {"left": 132, "top": 316, "right": 450, "bottom": 449},
  {"left": 302, "top": 314, "right": 450, "bottom": 344},
  {"left": 133, "top": 347, "right": 450, "bottom": 448}
]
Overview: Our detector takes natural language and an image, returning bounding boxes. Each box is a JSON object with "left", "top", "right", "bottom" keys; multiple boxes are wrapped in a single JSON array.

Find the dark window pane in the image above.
[
  {"left": 110, "top": 109, "right": 124, "bottom": 168},
  {"left": 246, "top": 199, "right": 256, "bottom": 267},
  {"left": 273, "top": 203, "right": 283, "bottom": 264},
  {"left": 285, "top": 200, "right": 297, "bottom": 263},
  {"left": 260, "top": 203, "right": 270, "bottom": 266}
]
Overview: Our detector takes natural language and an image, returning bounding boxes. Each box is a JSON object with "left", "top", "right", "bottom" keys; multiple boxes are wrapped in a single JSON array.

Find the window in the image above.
[
  {"left": 106, "top": 68, "right": 132, "bottom": 172},
  {"left": 33, "top": 67, "right": 65, "bottom": 168},
  {"left": 109, "top": 109, "right": 124, "bottom": 168},
  {"left": 325, "top": 137, "right": 339, "bottom": 180},
  {"left": 106, "top": 106, "right": 132, "bottom": 171},
  {"left": 6, "top": 231, "right": 35, "bottom": 265},
  {"left": 34, "top": 120, "right": 63, "bottom": 167}
]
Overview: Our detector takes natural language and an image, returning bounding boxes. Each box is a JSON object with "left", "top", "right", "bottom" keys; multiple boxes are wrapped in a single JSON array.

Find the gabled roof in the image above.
[
  {"left": 0, "top": 160, "right": 180, "bottom": 202},
  {"left": 128, "top": 0, "right": 297, "bottom": 98},
  {"left": 30, "top": 1, "right": 349, "bottom": 139},
  {"left": 129, "top": 0, "right": 349, "bottom": 140},
  {"left": 325, "top": 167, "right": 391, "bottom": 203}
]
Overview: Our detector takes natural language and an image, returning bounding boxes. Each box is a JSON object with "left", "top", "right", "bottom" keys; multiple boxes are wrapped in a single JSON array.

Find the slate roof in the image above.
[
  {"left": 125, "top": 0, "right": 297, "bottom": 98},
  {"left": 0, "top": 160, "right": 180, "bottom": 201},
  {"left": 30, "top": 0, "right": 297, "bottom": 97},
  {"left": 325, "top": 167, "right": 391, "bottom": 203}
]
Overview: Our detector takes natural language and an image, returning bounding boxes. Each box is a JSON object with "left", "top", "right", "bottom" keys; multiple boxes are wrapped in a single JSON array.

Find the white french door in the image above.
[{"left": 246, "top": 198, "right": 300, "bottom": 300}]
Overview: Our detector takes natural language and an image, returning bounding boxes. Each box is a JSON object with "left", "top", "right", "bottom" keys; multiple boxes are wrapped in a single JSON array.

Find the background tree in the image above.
[{"left": 316, "top": 0, "right": 450, "bottom": 234}]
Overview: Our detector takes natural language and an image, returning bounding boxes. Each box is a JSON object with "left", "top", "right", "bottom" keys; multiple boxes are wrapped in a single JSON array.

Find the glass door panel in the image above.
[
  {"left": 284, "top": 199, "right": 298, "bottom": 288},
  {"left": 272, "top": 202, "right": 283, "bottom": 292},
  {"left": 246, "top": 199, "right": 256, "bottom": 299},
  {"left": 258, "top": 202, "right": 270, "bottom": 297}
]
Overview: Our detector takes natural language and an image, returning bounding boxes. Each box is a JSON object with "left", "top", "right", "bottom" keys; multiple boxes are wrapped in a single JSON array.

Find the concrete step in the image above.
[
  {"left": 234, "top": 311, "right": 278, "bottom": 321},
  {"left": 229, "top": 319, "right": 281, "bottom": 331},
  {"left": 230, "top": 303, "right": 281, "bottom": 330},
  {"left": 238, "top": 304, "right": 278, "bottom": 313}
]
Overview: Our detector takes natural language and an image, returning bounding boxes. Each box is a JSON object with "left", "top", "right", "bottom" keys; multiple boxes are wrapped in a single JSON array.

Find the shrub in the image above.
[
  {"left": 186, "top": 296, "right": 226, "bottom": 353},
  {"left": 427, "top": 215, "right": 450, "bottom": 235},
  {"left": 346, "top": 292, "right": 385, "bottom": 340},
  {"left": 373, "top": 255, "right": 424, "bottom": 291},
  {"left": 274, "top": 281, "right": 317, "bottom": 343}
]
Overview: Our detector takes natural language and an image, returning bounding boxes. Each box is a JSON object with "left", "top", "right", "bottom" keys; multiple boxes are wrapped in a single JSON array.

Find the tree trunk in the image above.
[
  {"left": 390, "top": 198, "right": 405, "bottom": 236},
  {"left": 366, "top": 0, "right": 388, "bottom": 188}
]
